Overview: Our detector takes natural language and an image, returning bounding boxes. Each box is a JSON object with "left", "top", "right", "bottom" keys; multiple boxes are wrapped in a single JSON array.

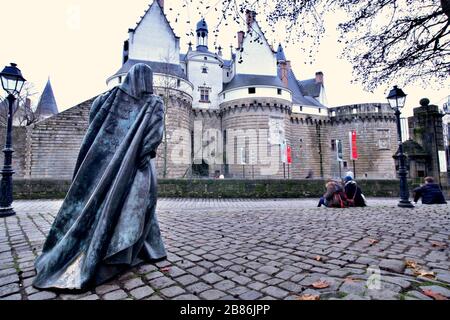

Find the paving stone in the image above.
[
  {"left": 175, "top": 274, "right": 199, "bottom": 286},
  {"left": 339, "top": 281, "right": 367, "bottom": 296},
  {"left": 123, "top": 278, "right": 145, "bottom": 290},
  {"left": 258, "top": 266, "right": 280, "bottom": 275},
  {"left": 0, "top": 283, "right": 20, "bottom": 297},
  {"left": 28, "top": 291, "right": 57, "bottom": 300},
  {"left": 406, "top": 290, "right": 433, "bottom": 300},
  {"left": 1, "top": 293, "right": 22, "bottom": 300},
  {"left": 261, "top": 286, "right": 289, "bottom": 299},
  {"left": 173, "top": 294, "right": 200, "bottom": 300},
  {"left": 148, "top": 276, "right": 176, "bottom": 289},
  {"left": 187, "top": 266, "right": 208, "bottom": 277},
  {"left": 199, "top": 289, "right": 227, "bottom": 300},
  {"left": 160, "top": 286, "right": 186, "bottom": 298},
  {"left": 201, "top": 273, "right": 224, "bottom": 284},
  {"left": 378, "top": 259, "right": 405, "bottom": 273},
  {"left": 239, "top": 290, "right": 263, "bottom": 300},
  {"left": 214, "top": 280, "right": 236, "bottom": 291},
  {"left": 96, "top": 284, "right": 120, "bottom": 295},
  {"left": 367, "top": 289, "right": 399, "bottom": 300},
  {"left": 78, "top": 294, "right": 100, "bottom": 300},
  {"left": 186, "top": 282, "right": 212, "bottom": 295},
  {"left": 419, "top": 285, "right": 450, "bottom": 298},
  {"left": 103, "top": 290, "right": 128, "bottom": 300},
  {"left": 130, "top": 286, "right": 154, "bottom": 299}
]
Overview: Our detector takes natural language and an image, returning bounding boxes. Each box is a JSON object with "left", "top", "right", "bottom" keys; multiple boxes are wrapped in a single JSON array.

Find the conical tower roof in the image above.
[
  {"left": 36, "top": 79, "right": 58, "bottom": 117},
  {"left": 276, "top": 43, "right": 286, "bottom": 62}
]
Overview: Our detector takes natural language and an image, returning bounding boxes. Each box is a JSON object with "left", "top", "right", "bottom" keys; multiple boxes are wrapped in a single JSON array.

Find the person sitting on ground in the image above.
[
  {"left": 318, "top": 179, "right": 348, "bottom": 208},
  {"left": 413, "top": 177, "right": 447, "bottom": 205},
  {"left": 343, "top": 174, "right": 367, "bottom": 207}
]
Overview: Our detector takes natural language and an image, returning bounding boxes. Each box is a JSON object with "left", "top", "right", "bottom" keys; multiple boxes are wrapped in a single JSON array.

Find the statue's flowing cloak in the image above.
[{"left": 33, "top": 66, "right": 166, "bottom": 290}]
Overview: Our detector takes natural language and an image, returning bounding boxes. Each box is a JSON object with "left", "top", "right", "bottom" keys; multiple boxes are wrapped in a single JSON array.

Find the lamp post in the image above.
[
  {"left": 387, "top": 85, "right": 414, "bottom": 208},
  {"left": 0, "top": 63, "right": 26, "bottom": 217}
]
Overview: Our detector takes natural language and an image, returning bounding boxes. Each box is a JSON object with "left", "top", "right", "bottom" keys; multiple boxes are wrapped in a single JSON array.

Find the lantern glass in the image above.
[
  {"left": 386, "top": 86, "right": 407, "bottom": 110},
  {"left": 0, "top": 63, "right": 26, "bottom": 96}
]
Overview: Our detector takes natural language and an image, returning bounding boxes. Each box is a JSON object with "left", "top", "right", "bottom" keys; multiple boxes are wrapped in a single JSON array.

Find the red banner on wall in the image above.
[
  {"left": 349, "top": 131, "right": 358, "bottom": 160},
  {"left": 287, "top": 146, "right": 292, "bottom": 164}
]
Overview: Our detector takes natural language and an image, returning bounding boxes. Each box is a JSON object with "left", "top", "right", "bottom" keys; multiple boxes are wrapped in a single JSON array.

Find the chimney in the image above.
[
  {"left": 315, "top": 71, "right": 324, "bottom": 84},
  {"left": 157, "top": 0, "right": 164, "bottom": 11},
  {"left": 237, "top": 31, "right": 245, "bottom": 49},
  {"left": 246, "top": 10, "right": 256, "bottom": 30},
  {"left": 279, "top": 60, "right": 291, "bottom": 87},
  {"left": 218, "top": 46, "right": 223, "bottom": 57}
]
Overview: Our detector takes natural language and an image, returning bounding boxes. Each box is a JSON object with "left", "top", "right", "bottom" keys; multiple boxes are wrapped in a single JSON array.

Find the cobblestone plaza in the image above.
[{"left": 0, "top": 198, "right": 449, "bottom": 301}]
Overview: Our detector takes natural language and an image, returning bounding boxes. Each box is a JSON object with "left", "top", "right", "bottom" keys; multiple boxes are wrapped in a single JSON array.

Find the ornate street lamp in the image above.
[
  {"left": 387, "top": 85, "right": 414, "bottom": 208},
  {"left": 0, "top": 63, "right": 26, "bottom": 217}
]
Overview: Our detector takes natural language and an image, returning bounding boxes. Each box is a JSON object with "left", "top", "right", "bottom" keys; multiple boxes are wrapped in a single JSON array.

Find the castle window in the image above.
[
  {"left": 248, "top": 87, "right": 256, "bottom": 94},
  {"left": 300, "top": 106, "right": 303, "bottom": 112},
  {"left": 277, "top": 89, "right": 282, "bottom": 95},
  {"left": 331, "top": 139, "right": 336, "bottom": 151},
  {"left": 204, "top": 57, "right": 208, "bottom": 60},
  {"left": 118, "top": 76, "right": 122, "bottom": 84},
  {"left": 202, "top": 67, "right": 208, "bottom": 74},
  {"left": 177, "top": 79, "right": 181, "bottom": 87},
  {"left": 227, "top": 72, "right": 229, "bottom": 77},
  {"left": 318, "top": 108, "right": 322, "bottom": 114},
  {"left": 352, "top": 108, "right": 357, "bottom": 114},
  {"left": 199, "top": 87, "right": 210, "bottom": 103}
]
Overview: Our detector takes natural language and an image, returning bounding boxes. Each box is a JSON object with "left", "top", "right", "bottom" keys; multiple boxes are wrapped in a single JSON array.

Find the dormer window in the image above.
[
  {"left": 199, "top": 87, "right": 210, "bottom": 103},
  {"left": 277, "top": 89, "right": 282, "bottom": 95}
]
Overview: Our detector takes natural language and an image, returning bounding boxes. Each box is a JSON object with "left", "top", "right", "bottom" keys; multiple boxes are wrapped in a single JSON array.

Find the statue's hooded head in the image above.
[{"left": 120, "top": 63, "right": 153, "bottom": 99}]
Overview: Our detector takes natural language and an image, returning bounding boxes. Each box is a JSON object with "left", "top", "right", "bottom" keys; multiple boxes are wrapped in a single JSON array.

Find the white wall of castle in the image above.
[
  {"left": 292, "top": 104, "right": 326, "bottom": 116},
  {"left": 107, "top": 73, "right": 193, "bottom": 98},
  {"left": 187, "top": 52, "right": 224, "bottom": 110},
  {"left": 128, "top": 3, "right": 180, "bottom": 64},
  {"left": 220, "top": 86, "right": 292, "bottom": 105},
  {"left": 235, "top": 23, "right": 278, "bottom": 77}
]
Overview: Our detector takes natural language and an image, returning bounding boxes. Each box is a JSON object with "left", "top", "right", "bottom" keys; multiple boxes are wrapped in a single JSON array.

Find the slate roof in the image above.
[
  {"left": 131, "top": 1, "right": 179, "bottom": 39},
  {"left": 223, "top": 74, "right": 287, "bottom": 92},
  {"left": 276, "top": 66, "right": 324, "bottom": 108},
  {"left": 223, "top": 60, "right": 232, "bottom": 68},
  {"left": 36, "top": 79, "right": 59, "bottom": 116},
  {"left": 298, "top": 78, "right": 322, "bottom": 98},
  {"left": 112, "top": 59, "right": 187, "bottom": 80}
]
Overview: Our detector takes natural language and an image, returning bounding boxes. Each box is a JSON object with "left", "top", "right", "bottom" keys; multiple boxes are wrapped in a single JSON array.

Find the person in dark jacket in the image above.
[
  {"left": 413, "top": 177, "right": 447, "bottom": 205},
  {"left": 318, "top": 179, "right": 348, "bottom": 208},
  {"left": 343, "top": 175, "right": 367, "bottom": 207}
]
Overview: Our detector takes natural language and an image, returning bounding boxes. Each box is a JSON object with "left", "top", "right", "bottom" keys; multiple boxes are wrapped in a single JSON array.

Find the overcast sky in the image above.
[{"left": 0, "top": 0, "right": 448, "bottom": 117}]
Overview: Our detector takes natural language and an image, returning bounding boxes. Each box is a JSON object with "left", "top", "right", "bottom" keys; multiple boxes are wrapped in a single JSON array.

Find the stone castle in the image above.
[{"left": 3, "top": 0, "right": 399, "bottom": 181}]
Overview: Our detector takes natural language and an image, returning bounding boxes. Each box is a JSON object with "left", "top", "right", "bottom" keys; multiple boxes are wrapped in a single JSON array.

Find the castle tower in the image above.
[
  {"left": 196, "top": 18, "right": 209, "bottom": 50},
  {"left": 36, "top": 79, "right": 59, "bottom": 120},
  {"left": 220, "top": 10, "right": 293, "bottom": 179},
  {"left": 107, "top": 0, "right": 194, "bottom": 178}
]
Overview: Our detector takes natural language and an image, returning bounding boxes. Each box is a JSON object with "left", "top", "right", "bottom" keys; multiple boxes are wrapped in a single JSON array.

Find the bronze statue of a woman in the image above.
[{"left": 33, "top": 63, "right": 166, "bottom": 291}]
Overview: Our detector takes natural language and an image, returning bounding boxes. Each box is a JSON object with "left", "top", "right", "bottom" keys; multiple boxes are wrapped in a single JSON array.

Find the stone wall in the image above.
[
  {"left": 28, "top": 98, "right": 94, "bottom": 179},
  {"left": 326, "top": 103, "right": 398, "bottom": 179},
  {"left": 1, "top": 97, "right": 399, "bottom": 182},
  {"left": 13, "top": 178, "right": 448, "bottom": 200},
  {"left": 0, "top": 126, "right": 29, "bottom": 177}
]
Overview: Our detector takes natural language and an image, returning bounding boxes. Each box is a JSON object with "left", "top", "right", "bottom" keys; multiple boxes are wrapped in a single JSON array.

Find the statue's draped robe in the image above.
[{"left": 33, "top": 66, "right": 166, "bottom": 290}]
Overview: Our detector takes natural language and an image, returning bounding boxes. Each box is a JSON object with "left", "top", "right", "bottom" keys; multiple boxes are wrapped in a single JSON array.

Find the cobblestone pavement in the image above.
[{"left": 1, "top": 198, "right": 449, "bottom": 301}]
